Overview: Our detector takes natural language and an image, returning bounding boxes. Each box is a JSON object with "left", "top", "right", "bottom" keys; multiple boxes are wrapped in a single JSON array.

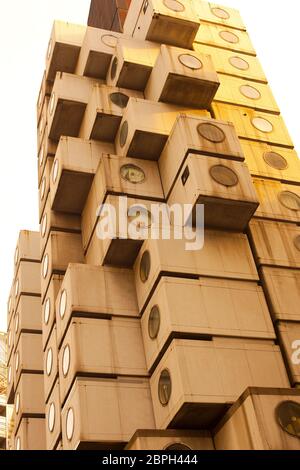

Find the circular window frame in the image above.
[
  {"left": 40, "top": 177, "right": 46, "bottom": 200},
  {"left": 178, "top": 54, "right": 203, "bottom": 70},
  {"left": 275, "top": 400, "right": 300, "bottom": 439},
  {"left": 16, "top": 436, "right": 21, "bottom": 451},
  {"left": 163, "top": 0, "right": 185, "bottom": 12},
  {"left": 197, "top": 122, "right": 226, "bottom": 143},
  {"left": 15, "top": 313, "right": 19, "bottom": 334},
  {"left": 15, "top": 351, "right": 20, "bottom": 372},
  {"left": 110, "top": 56, "right": 118, "bottom": 81},
  {"left": 263, "top": 151, "right": 288, "bottom": 170},
  {"left": 229, "top": 56, "right": 249, "bottom": 71},
  {"left": 66, "top": 408, "right": 75, "bottom": 441},
  {"left": 46, "top": 347, "right": 53, "bottom": 376},
  {"left": 120, "top": 164, "right": 146, "bottom": 184},
  {"left": 219, "top": 30, "right": 239, "bottom": 44},
  {"left": 48, "top": 403, "right": 56, "bottom": 433},
  {"left": 278, "top": 191, "right": 300, "bottom": 212},
  {"left": 158, "top": 369, "right": 172, "bottom": 406},
  {"left": 41, "top": 213, "right": 47, "bottom": 238},
  {"left": 293, "top": 235, "right": 300, "bottom": 252},
  {"left": 52, "top": 159, "right": 59, "bottom": 184},
  {"left": 209, "top": 164, "right": 239, "bottom": 187},
  {"left": 15, "top": 279, "right": 19, "bottom": 298},
  {"left": 44, "top": 298, "right": 51, "bottom": 325},
  {"left": 165, "top": 442, "right": 192, "bottom": 451},
  {"left": 49, "top": 92, "right": 55, "bottom": 116},
  {"left": 239, "top": 84, "right": 261, "bottom": 100},
  {"left": 59, "top": 290, "right": 67, "bottom": 319},
  {"left": 109, "top": 92, "right": 129, "bottom": 109},
  {"left": 251, "top": 117, "right": 273, "bottom": 133},
  {"left": 15, "top": 392, "right": 20, "bottom": 415},
  {"left": 101, "top": 34, "right": 118, "bottom": 48},
  {"left": 62, "top": 344, "right": 71, "bottom": 377},
  {"left": 140, "top": 250, "right": 151, "bottom": 283},
  {"left": 119, "top": 121, "right": 129, "bottom": 148},
  {"left": 43, "top": 253, "right": 49, "bottom": 279},
  {"left": 148, "top": 305, "right": 161, "bottom": 340},
  {"left": 211, "top": 7, "right": 230, "bottom": 19}
]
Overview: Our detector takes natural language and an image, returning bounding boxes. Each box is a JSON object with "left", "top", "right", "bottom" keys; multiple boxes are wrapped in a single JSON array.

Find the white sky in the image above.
[{"left": 0, "top": 0, "right": 299, "bottom": 332}]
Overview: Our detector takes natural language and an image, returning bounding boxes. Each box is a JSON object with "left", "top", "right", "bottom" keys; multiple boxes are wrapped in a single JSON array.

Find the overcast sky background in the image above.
[{"left": 0, "top": 0, "right": 299, "bottom": 331}]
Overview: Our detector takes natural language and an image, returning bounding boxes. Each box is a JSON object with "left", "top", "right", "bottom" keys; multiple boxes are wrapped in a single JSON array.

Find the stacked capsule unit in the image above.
[
  {"left": 5, "top": 0, "right": 300, "bottom": 450},
  {"left": 6, "top": 231, "right": 45, "bottom": 450}
]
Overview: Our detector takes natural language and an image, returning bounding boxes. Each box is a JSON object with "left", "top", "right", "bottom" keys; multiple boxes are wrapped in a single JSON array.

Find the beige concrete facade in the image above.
[{"left": 5, "top": 0, "right": 300, "bottom": 451}]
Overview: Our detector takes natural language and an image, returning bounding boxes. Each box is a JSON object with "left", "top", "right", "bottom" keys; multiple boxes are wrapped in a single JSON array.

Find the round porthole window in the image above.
[
  {"left": 229, "top": 56, "right": 249, "bottom": 71},
  {"left": 158, "top": 369, "right": 172, "bottom": 406},
  {"left": 140, "top": 251, "right": 151, "bottom": 283},
  {"left": 178, "top": 54, "right": 203, "bottom": 70},
  {"left": 240, "top": 85, "right": 261, "bottom": 100},
  {"left": 219, "top": 30, "right": 239, "bottom": 44},
  {"left": 44, "top": 298, "right": 51, "bottom": 325},
  {"left": 66, "top": 408, "right": 75, "bottom": 441},
  {"left": 62, "top": 344, "right": 71, "bottom": 377},
  {"left": 14, "top": 246, "right": 19, "bottom": 265},
  {"left": 263, "top": 151, "right": 288, "bottom": 170},
  {"left": 15, "top": 351, "right": 20, "bottom": 372},
  {"left": 148, "top": 305, "right": 161, "bottom": 339},
  {"left": 39, "top": 117, "right": 44, "bottom": 136},
  {"left": 197, "top": 122, "right": 226, "bottom": 143},
  {"left": 211, "top": 7, "right": 230, "bottom": 19},
  {"left": 40, "top": 177, "right": 46, "bottom": 200},
  {"left": 52, "top": 159, "right": 59, "bottom": 184},
  {"left": 210, "top": 164, "right": 239, "bottom": 187},
  {"left": 8, "top": 330, "right": 11, "bottom": 348},
  {"left": 59, "top": 290, "right": 67, "bottom": 319},
  {"left": 15, "top": 393, "right": 20, "bottom": 415},
  {"left": 15, "top": 313, "right": 19, "bottom": 334},
  {"left": 119, "top": 121, "right": 129, "bottom": 148},
  {"left": 163, "top": 0, "right": 185, "bottom": 12},
  {"left": 49, "top": 93, "right": 55, "bottom": 115},
  {"left": 166, "top": 443, "right": 192, "bottom": 450},
  {"left": 48, "top": 403, "right": 56, "bottom": 433},
  {"left": 42, "top": 253, "right": 49, "bottom": 279},
  {"left": 8, "top": 366, "right": 12, "bottom": 384},
  {"left": 38, "top": 89, "right": 43, "bottom": 108},
  {"left": 251, "top": 117, "right": 273, "bottom": 133},
  {"left": 101, "top": 34, "right": 118, "bottom": 48},
  {"left": 276, "top": 401, "right": 300, "bottom": 438},
  {"left": 15, "top": 279, "right": 19, "bottom": 298},
  {"left": 41, "top": 213, "right": 47, "bottom": 238},
  {"left": 16, "top": 437, "right": 21, "bottom": 451},
  {"left": 278, "top": 191, "right": 300, "bottom": 211},
  {"left": 39, "top": 146, "right": 45, "bottom": 168},
  {"left": 110, "top": 57, "right": 118, "bottom": 81},
  {"left": 109, "top": 92, "right": 129, "bottom": 109},
  {"left": 128, "top": 205, "right": 152, "bottom": 229},
  {"left": 120, "top": 164, "right": 146, "bottom": 184},
  {"left": 293, "top": 235, "right": 300, "bottom": 252},
  {"left": 46, "top": 348, "right": 53, "bottom": 376}
]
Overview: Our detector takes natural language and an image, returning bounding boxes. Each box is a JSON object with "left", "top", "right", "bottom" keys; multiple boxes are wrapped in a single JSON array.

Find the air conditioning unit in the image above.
[
  {"left": 50, "top": 137, "right": 113, "bottom": 214},
  {"left": 13, "top": 374, "right": 44, "bottom": 434},
  {"left": 55, "top": 264, "right": 139, "bottom": 347},
  {"left": 40, "top": 194, "right": 81, "bottom": 258},
  {"left": 58, "top": 317, "right": 147, "bottom": 403},
  {"left": 212, "top": 103, "right": 294, "bottom": 148},
  {"left": 115, "top": 97, "right": 210, "bottom": 160},
  {"left": 61, "top": 377, "right": 155, "bottom": 450},
  {"left": 249, "top": 220, "right": 300, "bottom": 269},
  {"left": 150, "top": 338, "right": 289, "bottom": 429},
  {"left": 124, "top": 0, "right": 200, "bottom": 48},
  {"left": 14, "top": 261, "right": 41, "bottom": 310},
  {"left": 42, "top": 275, "right": 64, "bottom": 352},
  {"left": 79, "top": 84, "right": 142, "bottom": 142},
  {"left": 159, "top": 114, "right": 244, "bottom": 197},
  {"left": 44, "top": 327, "right": 59, "bottom": 403},
  {"left": 214, "top": 387, "right": 300, "bottom": 450},
  {"left": 39, "top": 157, "right": 54, "bottom": 222},
  {"left": 82, "top": 154, "right": 164, "bottom": 252},
  {"left": 194, "top": 43, "right": 267, "bottom": 83},
  {"left": 278, "top": 322, "right": 300, "bottom": 386},
  {"left": 48, "top": 73, "right": 97, "bottom": 142},
  {"left": 107, "top": 37, "right": 159, "bottom": 90},
  {"left": 126, "top": 429, "right": 214, "bottom": 450},
  {"left": 76, "top": 26, "right": 122, "bottom": 79},
  {"left": 241, "top": 140, "right": 300, "bottom": 184},
  {"left": 46, "top": 20, "right": 86, "bottom": 82},
  {"left": 14, "top": 418, "right": 46, "bottom": 450},
  {"left": 194, "top": 22, "right": 255, "bottom": 55},
  {"left": 134, "top": 234, "right": 258, "bottom": 313},
  {"left": 45, "top": 380, "right": 61, "bottom": 450},
  {"left": 168, "top": 153, "right": 259, "bottom": 231},
  {"left": 191, "top": 1, "right": 246, "bottom": 31},
  {"left": 253, "top": 179, "right": 300, "bottom": 224},
  {"left": 141, "top": 276, "right": 274, "bottom": 371},
  {"left": 14, "top": 333, "right": 43, "bottom": 387},
  {"left": 145, "top": 44, "right": 219, "bottom": 107},
  {"left": 41, "top": 232, "right": 84, "bottom": 302},
  {"left": 13, "top": 296, "right": 42, "bottom": 347},
  {"left": 214, "top": 74, "right": 279, "bottom": 114},
  {"left": 260, "top": 267, "right": 300, "bottom": 323}
]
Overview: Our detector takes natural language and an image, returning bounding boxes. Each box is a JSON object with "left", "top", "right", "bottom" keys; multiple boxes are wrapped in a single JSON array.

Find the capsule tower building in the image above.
[{"left": 5, "top": 0, "right": 300, "bottom": 450}]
